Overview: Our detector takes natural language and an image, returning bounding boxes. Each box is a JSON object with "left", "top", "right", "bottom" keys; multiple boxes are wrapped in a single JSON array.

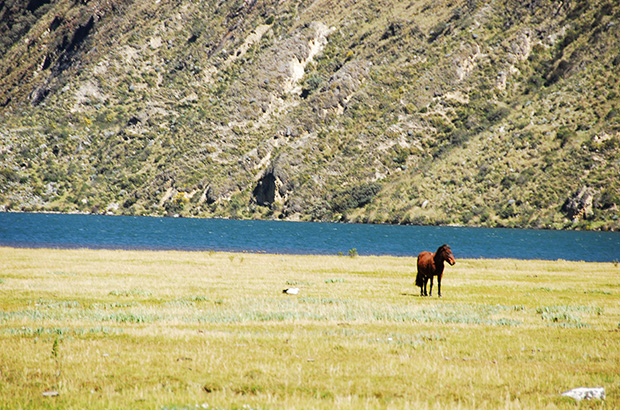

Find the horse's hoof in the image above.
[{"left": 438, "top": 294, "right": 442, "bottom": 298}]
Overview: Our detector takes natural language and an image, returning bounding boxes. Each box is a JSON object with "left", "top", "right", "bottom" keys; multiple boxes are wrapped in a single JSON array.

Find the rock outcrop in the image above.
[
  {"left": 561, "top": 387, "right": 605, "bottom": 401},
  {"left": 252, "top": 157, "right": 291, "bottom": 206},
  {"left": 562, "top": 186, "right": 595, "bottom": 220}
]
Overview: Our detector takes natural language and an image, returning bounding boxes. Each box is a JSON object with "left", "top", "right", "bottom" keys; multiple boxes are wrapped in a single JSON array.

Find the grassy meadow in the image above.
[{"left": 0, "top": 246, "right": 619, "bottom": 409}]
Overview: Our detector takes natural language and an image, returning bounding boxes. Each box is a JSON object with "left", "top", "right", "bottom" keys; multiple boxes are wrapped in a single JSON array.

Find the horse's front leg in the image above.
[
  {"left": 437, "top": 273, "right": 442, "bottom": 298},
  {"left": 429, "top": 276, "right": 434, "bottom": 297}
]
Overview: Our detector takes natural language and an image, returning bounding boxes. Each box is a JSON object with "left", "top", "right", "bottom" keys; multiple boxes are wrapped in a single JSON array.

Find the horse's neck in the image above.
[{"left": 433, "top": 253, "right": 445, "bottom": 270}]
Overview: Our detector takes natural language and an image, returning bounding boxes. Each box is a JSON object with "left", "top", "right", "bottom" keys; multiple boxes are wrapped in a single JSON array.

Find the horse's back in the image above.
[{"left": 417, "top": 250, "right": 432, "bottom": 258}]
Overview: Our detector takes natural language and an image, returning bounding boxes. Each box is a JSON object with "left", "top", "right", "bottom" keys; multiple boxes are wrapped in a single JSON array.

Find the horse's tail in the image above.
[{"left": 415, "top": 271, "right": 424, "bottom": 288}]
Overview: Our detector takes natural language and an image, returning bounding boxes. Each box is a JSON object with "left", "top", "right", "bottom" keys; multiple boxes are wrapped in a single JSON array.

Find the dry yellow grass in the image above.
[{"left": 0, "top": 247, "right": 618, "bottom": 409}]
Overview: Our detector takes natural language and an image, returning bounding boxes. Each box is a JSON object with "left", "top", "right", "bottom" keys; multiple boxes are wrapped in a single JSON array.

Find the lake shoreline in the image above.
[
  {"left": 3, "top": 209, "right": 618, "bottom": 232},
  {"left": 2, "top": 212, "right": 619, "bottom": 262}
]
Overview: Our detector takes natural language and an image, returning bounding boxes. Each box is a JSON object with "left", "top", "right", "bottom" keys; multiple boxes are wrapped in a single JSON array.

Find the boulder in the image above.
[
  {"left": 203, "top": 185, "right": 219, "bottom": 205},
  {"left": 561, "top": 186, "right": 595, "bottom": 220},
  {"left": 561, "top": 387, "right": 605, "bottom": 401}
]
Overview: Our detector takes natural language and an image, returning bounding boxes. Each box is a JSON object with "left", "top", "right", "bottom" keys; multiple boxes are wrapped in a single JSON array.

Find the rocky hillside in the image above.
[{"left": 1, "top": 0, "right": 619, "bottom": 230}]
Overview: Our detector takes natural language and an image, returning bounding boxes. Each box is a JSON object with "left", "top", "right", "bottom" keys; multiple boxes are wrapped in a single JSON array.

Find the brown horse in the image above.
[{"left": 415, "top": 244, "right": 455, "bottom": 297}]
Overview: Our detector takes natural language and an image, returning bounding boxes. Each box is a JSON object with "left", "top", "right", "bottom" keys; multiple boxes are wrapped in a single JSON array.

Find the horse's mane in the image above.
[{"left": 436, "top": 244, "right": 450, "bottom": 253}]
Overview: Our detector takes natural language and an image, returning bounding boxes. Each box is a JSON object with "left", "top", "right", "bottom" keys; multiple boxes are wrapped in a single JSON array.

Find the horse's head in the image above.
[{"left": 438, "top": 244, "right": 456, "bottom": 266}]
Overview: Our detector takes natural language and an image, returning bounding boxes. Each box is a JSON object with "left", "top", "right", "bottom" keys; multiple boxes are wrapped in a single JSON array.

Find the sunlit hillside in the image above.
[{"left": 1, "top": 0, "right": 619, "bottom": 230}]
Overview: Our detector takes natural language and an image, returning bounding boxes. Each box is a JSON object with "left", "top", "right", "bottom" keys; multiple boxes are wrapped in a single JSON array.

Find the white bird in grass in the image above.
[{"left": 282, "top": 288, "right": 299, "bottom": 295}]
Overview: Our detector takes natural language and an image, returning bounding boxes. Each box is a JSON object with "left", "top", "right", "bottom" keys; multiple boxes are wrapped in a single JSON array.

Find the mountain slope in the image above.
[{"left": 1, "top": 0, "right": 619, "bottom": 230}]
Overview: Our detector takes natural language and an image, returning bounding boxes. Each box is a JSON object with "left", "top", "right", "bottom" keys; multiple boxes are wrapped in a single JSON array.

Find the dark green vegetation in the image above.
[{"left": 1, "top": 0, "right": 619, "bottom": 230}]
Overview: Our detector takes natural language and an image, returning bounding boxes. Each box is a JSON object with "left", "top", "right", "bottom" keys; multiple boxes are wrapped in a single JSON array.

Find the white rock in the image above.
[
  {"left": 42, "top": 391, "right": 59, "bottom": 397},
  {"left": 561, "top": 387, "right": 605, "bottom": 401},
  {"left": 282, "top": 288, "right": 299, "bottom": 295}
]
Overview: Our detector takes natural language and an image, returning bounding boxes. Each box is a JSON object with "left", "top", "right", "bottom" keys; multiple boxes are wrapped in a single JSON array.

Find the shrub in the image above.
[
  {"left": 499, "top": 203, "right": 517, "bottom": 219},
  {"left": 0, "top": 168, "right": 20, "bottom": 183},
  {"left": 392, "top": 146, "right": 410, "bottom": 164},
  {"left": 301, "top": 73, "right": 324, "bottom": 98},
  {"left": 330, "top": 182, "right": 382, "bottom": 213},
  {"left": 597, "top": 188, "right": 620, "bottom": 210},
  {"left": 556, "top": 126, "right": 576, "bottom": 147},
  {"left": 485, "top": 105, "right": 510, "bottom": 123}
]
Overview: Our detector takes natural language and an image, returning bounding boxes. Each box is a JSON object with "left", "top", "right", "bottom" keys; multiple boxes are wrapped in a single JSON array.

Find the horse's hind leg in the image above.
[
  {"left": 428, "top": 276, "right": 434, "bottom": 297},
  {"left": 422, "top": 278, "right": 428, "bottom": 296}
]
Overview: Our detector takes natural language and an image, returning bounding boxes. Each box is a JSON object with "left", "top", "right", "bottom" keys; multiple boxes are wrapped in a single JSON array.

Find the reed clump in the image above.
[{"left": 1, "top": 247, "right": 618, "bottom": 409}]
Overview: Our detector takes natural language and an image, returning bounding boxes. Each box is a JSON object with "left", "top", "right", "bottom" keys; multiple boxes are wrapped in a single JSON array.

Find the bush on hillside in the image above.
[{"left": 330, "top": 182, "right": 382, "bottom": 213}]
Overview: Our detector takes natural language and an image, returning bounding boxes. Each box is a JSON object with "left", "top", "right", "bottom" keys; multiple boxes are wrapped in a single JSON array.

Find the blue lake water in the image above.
[{"left": 0, "top": 212, "right": 619, "bottom": 262}]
